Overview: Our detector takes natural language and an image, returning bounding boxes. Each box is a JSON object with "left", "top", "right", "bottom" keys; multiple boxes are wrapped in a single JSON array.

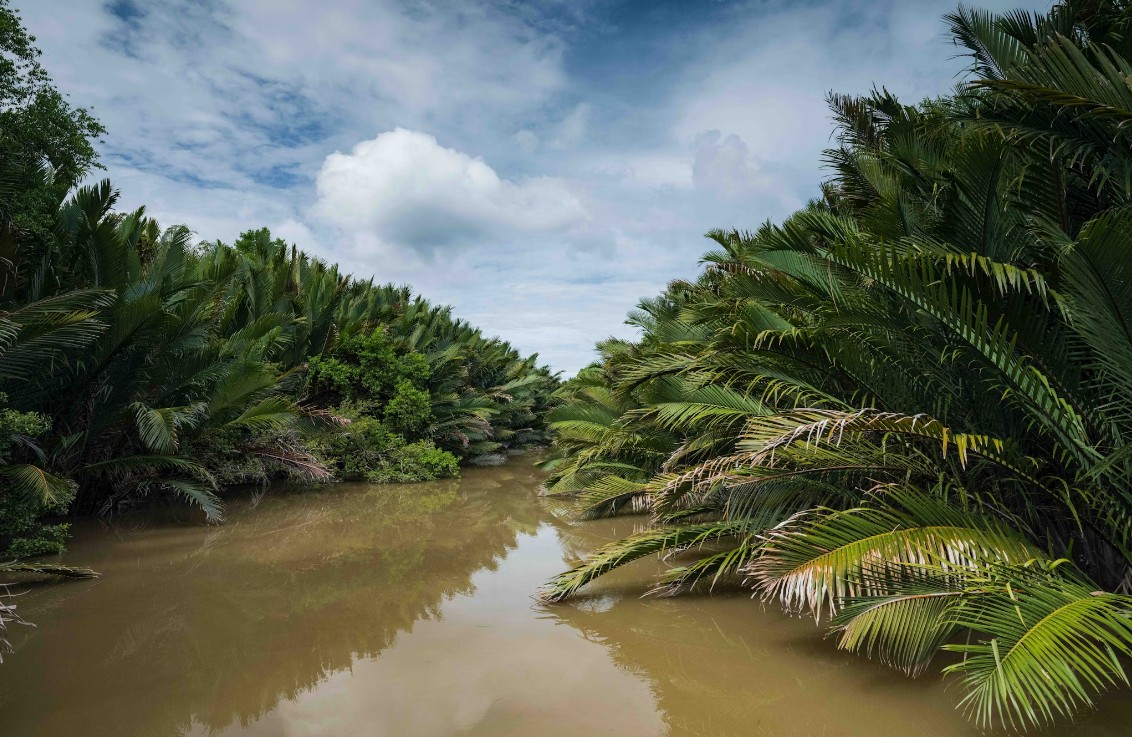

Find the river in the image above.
[{"left": 1, "top": 460, "right": 1129, "bottom": 736}]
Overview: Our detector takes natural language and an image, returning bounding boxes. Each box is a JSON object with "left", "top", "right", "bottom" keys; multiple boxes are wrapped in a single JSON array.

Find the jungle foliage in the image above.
[
  {"left": 541, "top": 1, "right": 1132, "bottom": 730},
  {"left": 0, "top": 1, "right": 557, "bottom": 583}
]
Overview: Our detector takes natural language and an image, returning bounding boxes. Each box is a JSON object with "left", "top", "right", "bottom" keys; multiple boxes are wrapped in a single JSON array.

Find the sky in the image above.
[{"left": 16, "top": 0, "right": 1048, "bottom": 375}]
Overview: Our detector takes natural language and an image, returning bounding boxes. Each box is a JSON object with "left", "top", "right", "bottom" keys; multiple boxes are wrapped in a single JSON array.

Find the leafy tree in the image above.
[
  {"left": 0, "top": 191, "right": 554, "bottom": 558},
  {"left": 383, "top": 380, "right": 433, "bottom": 435},
  {"left": 321, "top": 416, "right": 458, "bottom": 483},
  {"left": 0, "top": 0, "right": 104, "bottom": 295},
  {"left": 308, "top": 327, "right": 431, "bottom": 415},
  {"left": 0, "top": 1, "right": 557, "bottom": 640}
]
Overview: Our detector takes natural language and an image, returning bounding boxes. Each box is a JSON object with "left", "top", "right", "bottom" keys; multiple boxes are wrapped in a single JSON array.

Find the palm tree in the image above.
[
  {"left": 0, "top": 276, "right": 106, "bottom": 579},
  {"left": 540, "top": 2, "right": 1132, "bottom": 730},
  {"left": 0, "top": 176, "right": 556, "bottom": 558}
]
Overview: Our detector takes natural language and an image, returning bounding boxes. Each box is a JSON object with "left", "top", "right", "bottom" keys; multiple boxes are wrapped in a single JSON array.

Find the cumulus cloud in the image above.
[
  {"left": 312, "top": 129, "right": 587, "bottom": 249},
  {"left": 692, "top": 130, "right": 768, "bottom": 201},
  {"left": 13, "top": 0, "right": 1053, "bottom": 374},
  {"left": 252, "top": 527, "right": 665, "bottom": 736},
  {"left": 15, "top": 0, "right": 569, "bottom": 216},
  {"left": 671, "top": 1, "right": 1048, "bottom": 199}
]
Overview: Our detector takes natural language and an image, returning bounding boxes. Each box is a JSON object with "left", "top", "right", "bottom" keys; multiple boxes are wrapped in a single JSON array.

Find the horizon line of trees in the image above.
[
  {"left": 0, "top": 0, "right": 558, "bottom": 589},
  {"left": 541, "top": 1, "right": 1132, "bottom": 731}
]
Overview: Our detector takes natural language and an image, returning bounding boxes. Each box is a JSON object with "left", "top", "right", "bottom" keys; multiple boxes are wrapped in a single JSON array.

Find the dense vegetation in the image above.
[
  {"left": 0, "top": 0, "right": 556, "bottom": 586},
  {"left": 541, "top": 1, "right": 1132, "bottom": 730}
]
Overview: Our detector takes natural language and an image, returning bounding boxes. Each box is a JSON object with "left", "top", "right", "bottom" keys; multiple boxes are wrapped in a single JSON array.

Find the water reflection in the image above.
[
  {"left": 1, "top": 461, "right": 1131, "bottom": 737},
  {"left": 541, "top": 514, "right": 1132, "bottom": 737},
  {"left": 0, "top": 464, "right": 551, "bottom": 737}
]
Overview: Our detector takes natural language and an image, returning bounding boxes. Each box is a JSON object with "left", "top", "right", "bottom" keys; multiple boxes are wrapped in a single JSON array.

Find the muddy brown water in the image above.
[{"left": 1, "top": 459, "right": 1130, "bottom": 737}]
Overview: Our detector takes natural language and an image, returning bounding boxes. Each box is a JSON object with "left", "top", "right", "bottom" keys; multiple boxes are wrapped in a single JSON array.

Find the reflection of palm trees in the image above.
[
  {"left": 539, "top": 522, "right": 1132, "bottom": 737},
  {"left": 0, "top": 463, "right": 551, "bottom": 737},
  {"left": 543, "top": 594, "right": 767, "bottom": 737},
  {"left": 544, "top": 512, "right": 653, "bottom": 573}
]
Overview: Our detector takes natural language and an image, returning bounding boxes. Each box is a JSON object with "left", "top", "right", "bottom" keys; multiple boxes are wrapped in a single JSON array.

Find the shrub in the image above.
[
  {"left": 383, "top": 379, "right": 432, "bottom": 435},
  {"left": 0, "top": 401, "right": 75, "bottom": 557},
  {"left": 308, "top": 328, "right": 432, "bottom": 416},
  {"left": 322, "top": 416, "right": 457, "bottom": 484},
  {"left": 189, "top": 426, "right": 331, "bottom": 488}
]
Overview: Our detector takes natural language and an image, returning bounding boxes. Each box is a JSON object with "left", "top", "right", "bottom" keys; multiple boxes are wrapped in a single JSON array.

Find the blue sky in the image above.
[{"left": 17, "top": 0, "right": 1046, "bottom": 374}]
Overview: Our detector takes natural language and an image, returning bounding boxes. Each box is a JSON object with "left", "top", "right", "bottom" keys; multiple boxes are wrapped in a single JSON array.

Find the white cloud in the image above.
[
  {"left": 670, "top": 1, "right": 1048, "bottom": 189},
  {"left": 11, "top": 0, "right": 1055, "bottom": 374},
  {"left": 312, "top": 129, "right": 587, "bottom": 249},
  {"left": 692, "top": 130, "right": 767, "bottom": 201},
  {"left": 14, "top": 0, "right": 570, "bottom": 221},
  {"left": 578, "top": 152, "right": 692, "bottom": 189},
  {"left": 203, "top": 526, "right": 665, "bottom": 737}
]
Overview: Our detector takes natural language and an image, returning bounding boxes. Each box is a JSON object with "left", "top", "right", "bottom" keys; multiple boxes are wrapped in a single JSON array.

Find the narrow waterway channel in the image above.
[{"left": 1, "top": 459, "right": 1130, "bottom": 737}]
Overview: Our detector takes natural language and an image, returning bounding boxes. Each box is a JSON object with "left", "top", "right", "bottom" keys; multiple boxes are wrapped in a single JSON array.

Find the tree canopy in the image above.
[
  {"left": 540, "top": 1, "right": 1132, "bottom": 730},
  {"left": 0, "top": 4, "right": 556, "bottom": 581}
]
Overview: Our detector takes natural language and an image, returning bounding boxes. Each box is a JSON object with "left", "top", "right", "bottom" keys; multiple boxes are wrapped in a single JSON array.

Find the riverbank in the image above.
[{"left": 0, "top": 459, "right": 1129, "bottom": 737}]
